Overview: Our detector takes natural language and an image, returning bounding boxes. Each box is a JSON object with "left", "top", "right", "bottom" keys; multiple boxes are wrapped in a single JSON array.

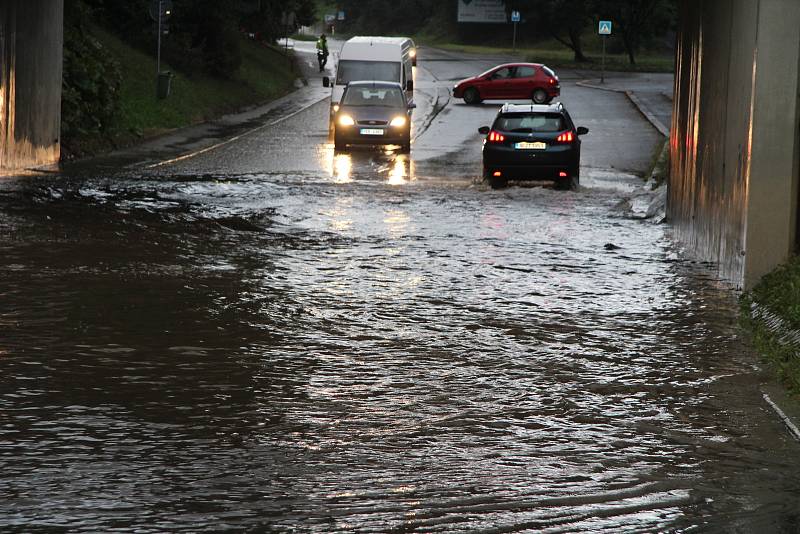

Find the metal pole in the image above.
[
  {"left": 157, "top": 0, "right": 162, "bottom": 75},
  {"left": 512, "top": 21, "right": 517, "bottom": 53},
  {"left": 601, "top": 35, "right": 606, "bottom": 84}
]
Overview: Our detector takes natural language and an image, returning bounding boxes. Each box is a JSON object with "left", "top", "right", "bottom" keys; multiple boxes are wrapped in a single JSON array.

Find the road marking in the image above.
[
  {"left": 147, "top": 94, "right": 330, "bottom": 169},
  {"left": 763, "top": 392, "right": 800, "bottom": 442}
]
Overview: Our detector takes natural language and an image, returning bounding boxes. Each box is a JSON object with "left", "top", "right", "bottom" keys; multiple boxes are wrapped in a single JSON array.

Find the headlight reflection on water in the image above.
[
  {"left": 333, "top": 154, "right": 353, "bottom": 183},
  {"left": 387, "top": 155, "right": 410, "bottom": 185},
  {"left": 321, "top": 145, "right": 413, "bottom": 185},
  {"left": 319, "top": 148, "right": 353, "bottom": 183}
]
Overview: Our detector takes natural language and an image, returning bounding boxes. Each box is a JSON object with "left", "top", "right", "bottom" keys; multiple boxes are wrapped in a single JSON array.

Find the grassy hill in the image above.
[{"left": 63, "top": 28, "right": 298, "bottom": 159}]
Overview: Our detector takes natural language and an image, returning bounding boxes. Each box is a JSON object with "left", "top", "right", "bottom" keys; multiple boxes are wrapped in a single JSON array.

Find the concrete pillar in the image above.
[
  {"left": 743, "top": 0, "right": 800, "bottom": 287},
  {"left": 669, "top": 0, "right": 800, "bottom": 288},
  {"left": 0, "top": 0, "right": 63, "bottom": 173}
]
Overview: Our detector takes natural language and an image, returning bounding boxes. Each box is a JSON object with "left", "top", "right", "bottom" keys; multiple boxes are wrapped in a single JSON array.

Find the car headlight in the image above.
[
  {"left": 409, "top": 49, "right": 416, "bottom": 58},
  {"left": 338, "top": 114, "right": 355, "bottom": 127},
  {"left": 333, "top": 104, "right": 340, "bottom": 112},
  {"left": 389, "top": 116, "right": 407, "bottom": 127}
]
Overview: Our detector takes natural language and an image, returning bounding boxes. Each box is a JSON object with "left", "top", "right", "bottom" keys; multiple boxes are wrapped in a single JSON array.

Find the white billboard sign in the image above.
[{"left": 457, "top": 0, "right": 507, "bottom": 23}]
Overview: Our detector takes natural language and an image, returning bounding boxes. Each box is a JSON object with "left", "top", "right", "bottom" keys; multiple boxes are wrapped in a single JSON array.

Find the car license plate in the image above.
[
  {"left": 360, "top": 128, "right": 384, "bottom": 136},
  {"left": 515, "top": 141, "right": 547, "bottom": 150}
]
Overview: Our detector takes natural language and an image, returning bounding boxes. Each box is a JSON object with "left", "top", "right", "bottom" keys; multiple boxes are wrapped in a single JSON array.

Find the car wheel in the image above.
[
  {"left": 399, "top": 140, "right": 411, "bottom": 154},
  {"left": 333, "top": 137, "right": 345, "bottom": 151},
  {"left": 532, "top": 88, "right": 548, "bottom": 104},
  {"left": 555, "top": 175, "right": 578, "bottom": 191},
  {"left": 464, "top": 88, "right": 481, "bottom": 105},
  {"left": 484, "top": 168, "right": 507, "bottom": 189},
  {"left": 571, "top": 167, "right": 580, "bottom": 188}
]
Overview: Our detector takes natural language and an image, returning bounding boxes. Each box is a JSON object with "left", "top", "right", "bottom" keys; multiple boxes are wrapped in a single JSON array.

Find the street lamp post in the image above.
[
  {"left": 157, "top": 0, "right": 162, "bottom": 76},
  {"left": 150, "top": 0, "right": 173, "bottom": 98}
]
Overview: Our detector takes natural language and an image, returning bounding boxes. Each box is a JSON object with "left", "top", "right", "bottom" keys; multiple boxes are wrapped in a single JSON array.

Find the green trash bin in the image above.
[{"left": 157, "top": 71, "right": 172, "bottom": 99}]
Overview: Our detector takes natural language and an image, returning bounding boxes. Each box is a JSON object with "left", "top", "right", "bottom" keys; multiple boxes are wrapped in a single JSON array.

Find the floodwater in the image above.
[{"left": 2, "top": 57, "right": 800, "bottom": 532}]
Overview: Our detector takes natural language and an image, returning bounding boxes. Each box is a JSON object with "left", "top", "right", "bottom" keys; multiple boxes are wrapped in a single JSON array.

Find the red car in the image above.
[{"left": 453, "top": 63, "right": 560, "bottom": 105}]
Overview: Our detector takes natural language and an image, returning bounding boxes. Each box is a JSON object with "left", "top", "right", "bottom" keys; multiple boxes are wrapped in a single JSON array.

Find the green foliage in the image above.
[
  {"left": 516, "top": 0, "right": 594, "bottom": 62},
  {"left": 330, "top": 0, "right": 675, "bottom": 65},
  {"left": 61, "top": 0, "right": 122, "bottom": 139},
  {"left": 62, "top": 25, "right": 296, "bottom": 159},
  {"left": 748, "top": 257, "right": 800, "bottom": 330},
  {"left": 741, "top": 256, "right": 800, "bottom": 395},
  {"left": 83, "top": 0, "right": 317, "bottom": 79},
  {"left": 593, "top": 0, "right": 676, "bottom": 64}
]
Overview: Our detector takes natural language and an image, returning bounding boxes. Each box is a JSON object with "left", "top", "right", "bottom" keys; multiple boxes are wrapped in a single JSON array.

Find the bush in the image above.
[
  {"left": 200, "top": 20, "right": 242, "bottom": 78},
  {"left": 61, "top": 1, "right": 122, "bottom": 140}
]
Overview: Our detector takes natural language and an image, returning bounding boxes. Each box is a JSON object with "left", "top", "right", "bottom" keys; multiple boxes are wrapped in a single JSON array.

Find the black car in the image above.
[
  {"left": 478, "top": 102, "right": 588, "bottom": 190},
  {"left": 334, "top": 81, "right": 416, "bottom": 153}
]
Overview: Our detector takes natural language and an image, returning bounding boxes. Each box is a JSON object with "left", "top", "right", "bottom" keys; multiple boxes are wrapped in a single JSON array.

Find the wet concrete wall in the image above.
[
  {"left": 669, "top": 0, "right": 800, "bottom": 288},
  {"left": 0, "top": 1, "right": 64, "bottom": 172}
]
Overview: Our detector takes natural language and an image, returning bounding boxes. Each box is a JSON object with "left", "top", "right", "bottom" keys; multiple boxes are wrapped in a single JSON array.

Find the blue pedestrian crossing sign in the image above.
[
  {"left": 598, "top": 20, "right": 612, "bottom": 35},
  {"left": 511, "top": 10, "right": 520, "bottom": 22}
]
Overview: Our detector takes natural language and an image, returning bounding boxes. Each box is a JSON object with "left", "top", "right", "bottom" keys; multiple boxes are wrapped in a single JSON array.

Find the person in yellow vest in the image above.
[{"left": 316, "top": 34, "right": 329, "bottom": 72}]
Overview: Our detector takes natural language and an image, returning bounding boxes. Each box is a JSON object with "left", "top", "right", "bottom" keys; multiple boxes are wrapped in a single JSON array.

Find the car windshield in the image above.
[
  {"left": 341, "top": 86, "right": 405, "bottom": 107},
  {"left": 495, "top": 113, "right": 565, "bottom": 132},
  {"left": 336, "top": 60, "right": 401, "bottom": 85}
]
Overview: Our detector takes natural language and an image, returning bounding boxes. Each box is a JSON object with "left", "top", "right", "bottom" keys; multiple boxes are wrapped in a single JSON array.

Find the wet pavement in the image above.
[
  {"left": 1, "top": 45, "right": 800, "bottom": 532},
  {"left": 576, "top": 73, "right": 674, "bottom": 137}
]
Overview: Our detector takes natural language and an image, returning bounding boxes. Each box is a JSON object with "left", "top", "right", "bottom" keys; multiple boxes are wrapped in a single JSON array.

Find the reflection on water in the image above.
[
  {"left": 319, "top": 144, "right": 414, "bottom": 184},
  {"left": 1, "top": 167, "right": 800, "bottom": 533},
  {"left": 332, "top": 152, "right": 352, "bottom": 183},
  {"left": 388, "top": 154, "right": 412, "bottom": 185}
]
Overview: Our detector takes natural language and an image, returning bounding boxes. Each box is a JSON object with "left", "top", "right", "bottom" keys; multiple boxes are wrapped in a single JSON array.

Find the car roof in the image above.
[
  {"left": 499, "top": 102, "right": 565, "bottom": 114},
  {"left": 492, "top": 62, "right": 545, "bottom": 69},
  {"left": 345, "top": 80, "right": 404, "bottom": 89}
]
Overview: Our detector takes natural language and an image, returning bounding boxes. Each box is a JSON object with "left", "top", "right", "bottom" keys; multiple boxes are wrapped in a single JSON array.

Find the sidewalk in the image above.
[{"left": 576, "top": 72, "right": 674, "bottom": 137}]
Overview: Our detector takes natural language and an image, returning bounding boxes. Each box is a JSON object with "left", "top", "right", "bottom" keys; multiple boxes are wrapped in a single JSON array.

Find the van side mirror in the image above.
[
  {"left": 576, "top": 126, "right": 589, "bottom": 135},
  {"left": 478, "top": 126, "right": 490, "bottom": 134},
  {"left": 406, "top": 80, "right": 413, "bottom": 91},
  {"left": 323, "top": 77, "right": 330, "bottom": 88}
]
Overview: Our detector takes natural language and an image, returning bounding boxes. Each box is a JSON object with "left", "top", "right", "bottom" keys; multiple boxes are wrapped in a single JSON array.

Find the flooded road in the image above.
[{"left": 2, "top": 47, "right": 800, "bottom": 532}]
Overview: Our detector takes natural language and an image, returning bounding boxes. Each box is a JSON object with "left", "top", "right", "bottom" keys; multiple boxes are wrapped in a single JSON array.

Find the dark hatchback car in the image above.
[
  {"left": 453, "top": 63, "right": 560, "bottom": 105},
  {"left": 333, "top": 81, "right": 416, "bottom": 152},
  {"left": 479, "top": 103, "right": 588, "bottom": 190}
]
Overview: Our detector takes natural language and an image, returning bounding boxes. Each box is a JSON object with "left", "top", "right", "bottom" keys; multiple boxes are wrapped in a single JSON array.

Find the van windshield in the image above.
[{"left": 336, "top": 60, "right": 401, "bottom": 85}]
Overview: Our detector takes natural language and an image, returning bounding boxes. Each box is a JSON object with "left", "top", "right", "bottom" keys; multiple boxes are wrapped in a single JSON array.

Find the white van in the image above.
[{"left": 323, "top": 36, "right": 415, "bottom": 118}]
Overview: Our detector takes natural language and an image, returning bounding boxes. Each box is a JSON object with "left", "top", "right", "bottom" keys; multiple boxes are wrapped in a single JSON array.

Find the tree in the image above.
[
  {"left": 515, "top": 0, "right": 593, "bottom": 62},
  {"left": 592, "top": 0, "right": 676, "bottom": 64}
]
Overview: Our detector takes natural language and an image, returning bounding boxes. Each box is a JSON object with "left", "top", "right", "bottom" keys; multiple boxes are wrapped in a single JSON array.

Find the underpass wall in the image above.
[
  {"left": 669, "top": 0, "right": 800, "bottom": 288},
  {"left": 0, "top": 1, "right": 64, "bottom": 172}
]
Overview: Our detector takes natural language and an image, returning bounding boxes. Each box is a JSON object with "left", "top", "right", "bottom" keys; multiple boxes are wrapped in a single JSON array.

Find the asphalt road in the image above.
[{"left": 1, "top": 42, "right": 799, "bottom": 533}]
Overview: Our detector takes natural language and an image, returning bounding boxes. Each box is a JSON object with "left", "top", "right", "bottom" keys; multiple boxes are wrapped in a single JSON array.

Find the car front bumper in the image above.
[{"left": 335, "top": 126, "right": 410, "bottom": 146}]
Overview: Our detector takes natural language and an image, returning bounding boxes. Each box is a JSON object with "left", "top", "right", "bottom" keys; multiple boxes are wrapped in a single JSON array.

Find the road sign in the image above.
[
  {"left": 457, "top": 0, "right": 508, "bottom": 23},
  {"left": 324, "top": 14, "right": 335, "bottom": 23},
  {"left": 511, "top": 10, "right": 520, "bottom": 22},
  {"left": 598, "top": 20, "right": 612, "bottom": 35},
  {"left": 337, "top": 11, "right": 345, "bottom": 21}
]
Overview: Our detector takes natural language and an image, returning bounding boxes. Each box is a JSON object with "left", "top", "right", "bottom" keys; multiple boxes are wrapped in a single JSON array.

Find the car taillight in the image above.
[
  {"left": 487, "top": 130, "right": 505, "bottom": 142},
  {"left": 556, "top": 131, "right": 574, "bottom": 142}
]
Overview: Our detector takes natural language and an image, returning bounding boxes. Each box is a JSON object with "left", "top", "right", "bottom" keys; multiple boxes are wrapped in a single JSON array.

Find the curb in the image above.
[
  {"left": 748, "top": 301, "right": 800, "bottom": 442},
  {"left": 576, "top": 79, "right": 670, "bottom": 137}
]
